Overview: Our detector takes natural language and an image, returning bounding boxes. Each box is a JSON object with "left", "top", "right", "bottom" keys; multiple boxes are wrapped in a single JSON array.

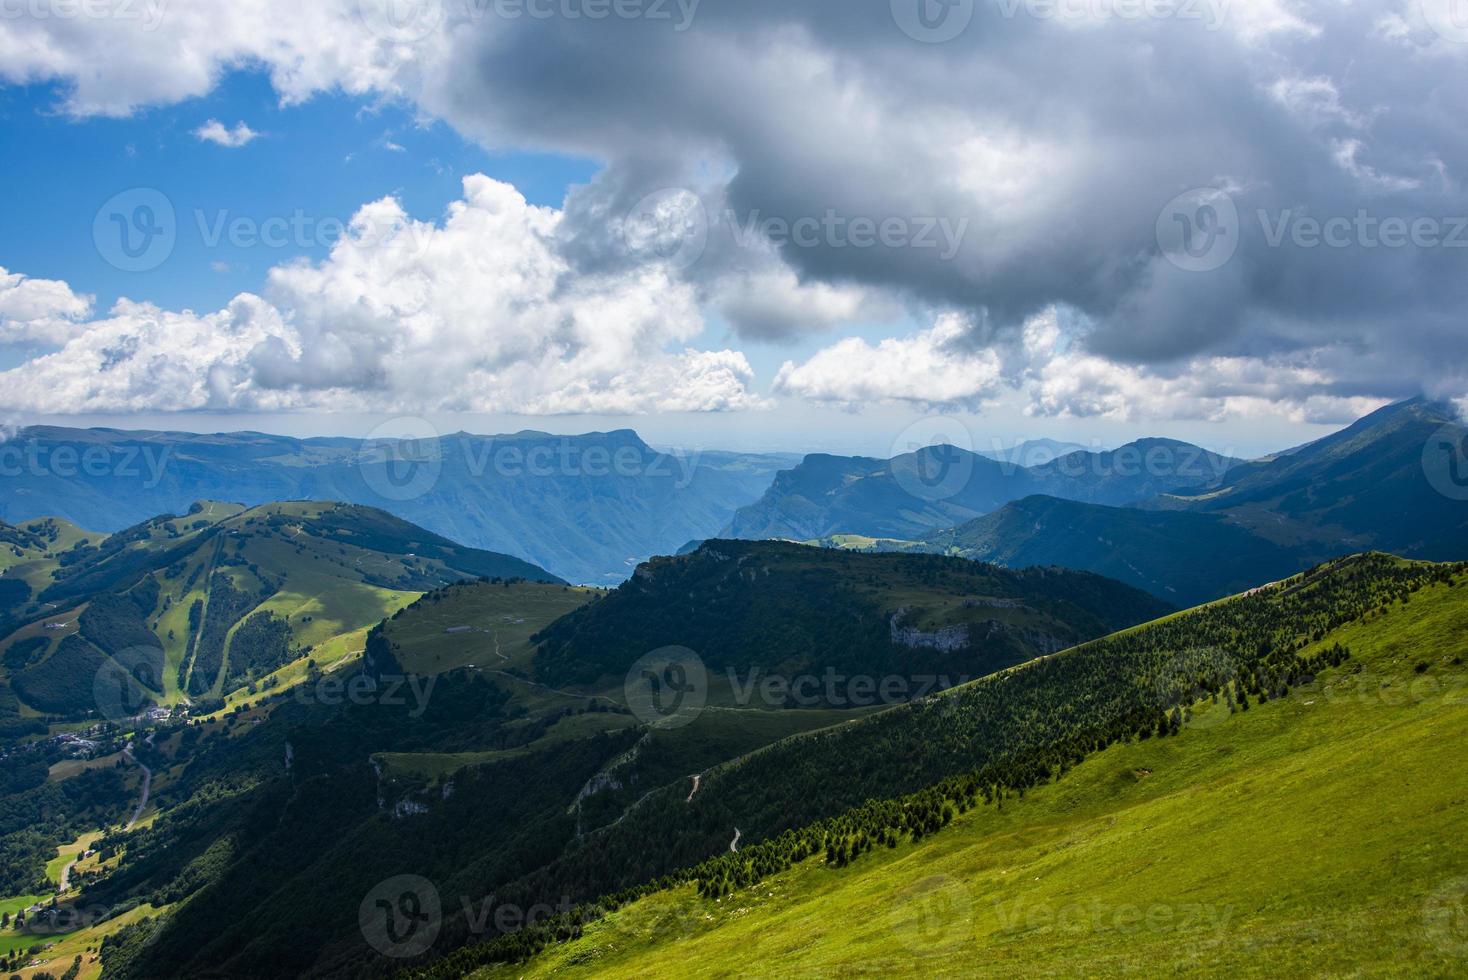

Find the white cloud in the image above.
[
  {"left": 194, "top": 119, "right": 260, "bottom": 147},
  {"left": 774, "top": 307, "right": 1394, "bottom": 425},
  {"left": 0, "top": 268, "right": 94, "bottom": 346},
  {"left": 773, "top": 313, "right": 1003, "bottom": 410},
  {"left": 1020, "top": 309, "right": 1390, "bottom": 424},
  {"left": 0, "top": 177, "right": 764, "bottom": 415}
]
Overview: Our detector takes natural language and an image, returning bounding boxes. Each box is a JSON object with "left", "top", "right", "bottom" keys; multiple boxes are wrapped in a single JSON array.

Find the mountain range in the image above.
[
  {"left": 0, "top": 428, "right": 797, "bottom": 585},
  {"left": 734, "top": 398, "right": 1468, "bottom": 607},
  {"left": 2, "top": 398, "right": 1467, "bottom": 979},
  {"left": 721, "top": 438, "right": 1240, "bottom": 541}
]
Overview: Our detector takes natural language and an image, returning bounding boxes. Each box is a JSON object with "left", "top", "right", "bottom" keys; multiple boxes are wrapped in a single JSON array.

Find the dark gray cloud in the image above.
[{"left": 395, "top": 3, "right": 1468, "bottom": 396}]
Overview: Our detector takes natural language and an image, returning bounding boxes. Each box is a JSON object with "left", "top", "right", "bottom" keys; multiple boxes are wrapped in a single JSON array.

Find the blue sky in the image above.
[
  {"left": 0, "top": 69, "right": 930, "bottom": 437},
  {"left": 0, "top": 73, "right": 597, "bottom": 314}
]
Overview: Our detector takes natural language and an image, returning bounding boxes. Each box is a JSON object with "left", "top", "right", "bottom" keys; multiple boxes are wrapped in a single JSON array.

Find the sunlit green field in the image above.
[
  {"left": 476, "top": 578, "right": 1468, "bottom": 978},
  {"left": 386, "top": 579, "right": 601, "bottom": 675}
]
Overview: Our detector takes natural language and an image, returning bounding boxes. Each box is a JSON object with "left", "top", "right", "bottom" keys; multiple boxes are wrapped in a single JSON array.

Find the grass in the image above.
[
  {"left": 386, "top": 580, "right": 600, "bottom": 675},
  {"left": 0, "top": 901, "right": 163, "bottom": 979},
  {"left": 472, "top": 577, "right": 1468, "bottom": 979},
  {"left": 44, "top": 830, "right": 102, "bottom": 890}
]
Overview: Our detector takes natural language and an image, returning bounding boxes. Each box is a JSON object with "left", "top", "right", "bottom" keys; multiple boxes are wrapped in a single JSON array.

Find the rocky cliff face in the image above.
[{"left": 889, "top": 608, "right": 970, "bottom": 653}]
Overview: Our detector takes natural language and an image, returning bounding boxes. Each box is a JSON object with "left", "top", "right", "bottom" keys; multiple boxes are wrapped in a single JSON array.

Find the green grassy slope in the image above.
[
  {"left": 383, "top": 578, "right": 603, "bottom": 675},
  {"left": 0, "top": 501, "right": 562, "bottom": 724},
  {"left": 471, "top": 567, "right": 1468, "bottom": 978}
]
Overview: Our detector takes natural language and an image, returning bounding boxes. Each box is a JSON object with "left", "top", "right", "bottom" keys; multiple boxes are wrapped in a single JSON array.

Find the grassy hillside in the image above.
[
  {"left": 403, "top": 553, "right": 1460, "bottom": 978},
  {"left": 452, "top": 562, "right": 1468, "bottom": 978},
  {"left": 0, "top": 501, "right": 561, "bottom": 725},
  {"left": 34, "top": 546, "right": 1461, "bottom": 979}
]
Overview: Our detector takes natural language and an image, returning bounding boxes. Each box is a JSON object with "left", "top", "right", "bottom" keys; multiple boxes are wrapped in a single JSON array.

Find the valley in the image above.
[{"left": 0, "top": 399, "right": 1465, "bottom": 980}]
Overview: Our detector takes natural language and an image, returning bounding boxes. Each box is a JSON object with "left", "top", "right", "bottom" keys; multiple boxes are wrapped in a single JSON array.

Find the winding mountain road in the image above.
[
  {"left": 57, "top": 855, "right": 77, "bottom": 894},
  {"left": 122, "top": 745, "right": 152, "bottom": 831}
]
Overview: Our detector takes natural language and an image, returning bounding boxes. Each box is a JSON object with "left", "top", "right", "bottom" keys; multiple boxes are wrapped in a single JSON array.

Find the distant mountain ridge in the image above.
[
  {"left": 723, "top": 437, "right": 1240, "bottom": 541},
  {"left": 903, "top": 496, "right": 1308, "bottom": 608},
  {"left": 1157, "top": 397, "right": 1468, "bottom": 560},
  {"left": 815, "top": 399, "right": 1468, "bottom": 607},
  {"left": 0, "top": 427, "right": 798, "bottom": 585}
]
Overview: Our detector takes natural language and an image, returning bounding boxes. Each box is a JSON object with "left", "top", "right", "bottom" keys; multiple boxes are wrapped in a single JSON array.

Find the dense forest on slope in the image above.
[{"left": 533, "top": 540, "right": 1171, "bottom": 690}]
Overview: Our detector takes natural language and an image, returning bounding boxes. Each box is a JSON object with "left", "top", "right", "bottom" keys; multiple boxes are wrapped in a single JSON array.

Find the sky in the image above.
[{"left": 0, "top": 0, "right": 1465, "bottom": 459}]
